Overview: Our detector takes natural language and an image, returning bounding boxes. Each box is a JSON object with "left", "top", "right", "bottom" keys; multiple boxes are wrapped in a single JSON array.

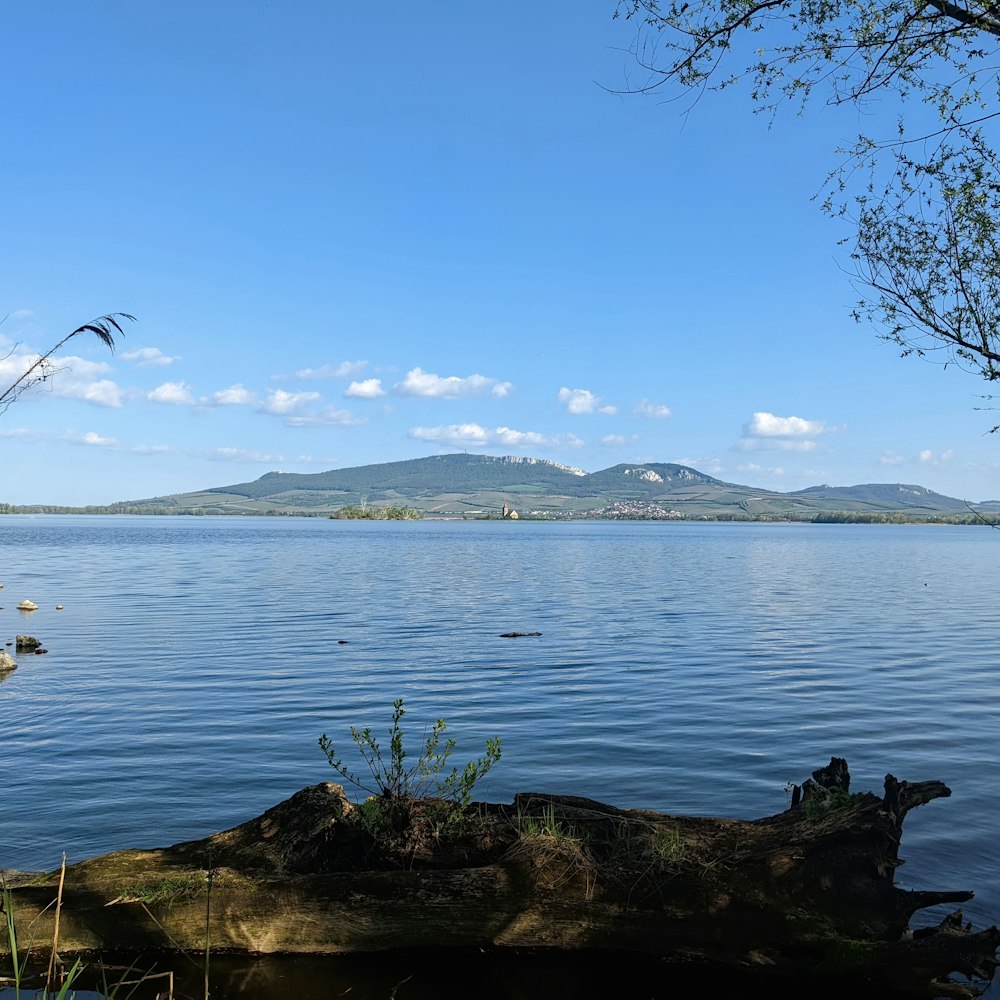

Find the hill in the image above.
[
  {"left": 789, "top": 483, "right": 971, "bottom": 512},
  {"left": 108, "top": 454, "right": 995, "bottom": 520}
]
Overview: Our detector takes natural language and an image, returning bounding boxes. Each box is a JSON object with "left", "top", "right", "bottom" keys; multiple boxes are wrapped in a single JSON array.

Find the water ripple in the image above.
[{"left": 2, "top": 516, "right": 999, "bottom": 944}]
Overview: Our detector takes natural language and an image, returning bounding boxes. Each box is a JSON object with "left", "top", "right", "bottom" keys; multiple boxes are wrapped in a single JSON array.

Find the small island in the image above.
[{"left": 328, "top": 505, "right": 422, "bottom": 520}]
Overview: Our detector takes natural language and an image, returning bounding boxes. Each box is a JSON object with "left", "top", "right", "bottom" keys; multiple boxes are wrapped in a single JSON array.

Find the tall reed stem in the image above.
[
  {"left": 2, "top": 881, "right": 21, "bottom": 993},
  {"left": 44, "top": 853, "right": 67, "bottom": 993},
  {"left": 203, "top": 866, "right": 214, "bottom": 1000}
]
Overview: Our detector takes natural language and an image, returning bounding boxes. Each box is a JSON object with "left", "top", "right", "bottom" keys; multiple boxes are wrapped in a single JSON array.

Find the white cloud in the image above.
[
  {"left": 261, "top": 388, "right": 321, "bottom": 415},
  {"left": 0, "top": 353, "right": 111, "bottom": 378},
  {"left": 409, "top": 423, "right": 584, "bottom": 449},
  {"left": 210, "top": 384, "right": 257, "bottom": 406},
  {"left": 236, "top": 388, "right": 365, "bottom": 426},
  {"left": 745, "top": 412, "right": 826, "bottom": 437},
  {"left": 51, "top": 355, "right": 113, "bottom": 379},
  {"left": 58, "top": 378, "right": 126, "bottom": 408},
  {"left": 81, "top": 431, "right": 116, "bottom": 447},
  {"left": 284, "top": 407, "right": 364, "bottom": 427},
  {"left": 919, "top": 448, "right": 954, "bottom": 465},
  {"left": 50, "top": 357, "right": 124, "bottom": 407},
  {"left": 492, "top": 426, "right": 583, "bottom": 447},
  {"left": 72, "top": 433, "right": 176, "bottom": 455},
  {"left": 410, "top": 423, "right": 487, "bottom": 446},
  {"left": 0, "top": 426, "right": 176, "bottom": 456},
  {"left": 880, "top": 452, "right": 905, "bottom": 466},
  {"left": 210, "top": 447, "right": 285, "bottom": 463},
  {"left": 738, "top": 462, "right": 785, "bottom": 477},
  {"left": 634, "top": 399, "right": 672, "bottom": 419},
  {"left": 737, "top": 437, "right": 817, "bottom": 453},
  {"left": 345, "top": 378, "right": 386, "bottom": 399},
  {"left": 601, "top": 434, "right": 640, "bottom": 447},
  {"left": 10, "top": 309, "right": 33, "bottom": 319},
  {"left": 558, "top": 387, "right": 616, "bottom": 415},
  {"left": 296, "top": 361, "right": 368, "bottom": 380},
  {"left": 121, "top": 346, "right": 176, "bottom": 367},
  {"left": 738, "top": 411, "right": 831, "bottom": 453},
  {"left": 0, "top": 352, "right": 40, "bottom": 383},
  {"left": 0, "top": 352, "right": 124, "bottom": 408},
  {"left": 130, "top": 443, "right": 176, "bottom": 455},
  {"left": 148, "top": 381, "right": 195, "bottom": 405},
  {"left": 395, "top": 367, "right": 513, "bottom": 399}
]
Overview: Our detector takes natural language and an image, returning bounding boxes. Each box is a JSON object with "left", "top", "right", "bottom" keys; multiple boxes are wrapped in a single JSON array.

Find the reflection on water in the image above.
[{"left": 0, "top": 948, "right": 949, "bottom": 1000}]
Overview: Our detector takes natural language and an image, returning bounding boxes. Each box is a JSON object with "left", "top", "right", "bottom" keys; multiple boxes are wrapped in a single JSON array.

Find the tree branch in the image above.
[{"left": 926, "top": 0, "right": 1000, "bottom": 38}]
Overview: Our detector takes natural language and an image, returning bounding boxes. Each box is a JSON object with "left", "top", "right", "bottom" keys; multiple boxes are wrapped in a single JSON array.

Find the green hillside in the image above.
[
  {"left": 789, "top": 483, "right": 971, "bottom": 512},
  {"left": 104, "top": 453, "right": 997, "bottom": 521},
  {"left": 206, "top": 454, "right": 588, "bottom": 499}
]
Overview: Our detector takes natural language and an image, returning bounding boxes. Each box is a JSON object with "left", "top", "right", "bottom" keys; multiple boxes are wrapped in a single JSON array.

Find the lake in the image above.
[{"left": 1, "top": 515, "right": 998, "bottom": 996}]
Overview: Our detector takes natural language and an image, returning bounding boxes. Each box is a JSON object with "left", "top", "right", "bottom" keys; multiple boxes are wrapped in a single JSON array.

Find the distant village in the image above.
[{"left": 500, "top": 500, "right": 686, "bottom": 520}]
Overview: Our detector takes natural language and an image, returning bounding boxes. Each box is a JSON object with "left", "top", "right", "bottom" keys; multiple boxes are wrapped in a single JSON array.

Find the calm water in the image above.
[{"left": 2, "top": 516, "right": 999, "bottom": 993}]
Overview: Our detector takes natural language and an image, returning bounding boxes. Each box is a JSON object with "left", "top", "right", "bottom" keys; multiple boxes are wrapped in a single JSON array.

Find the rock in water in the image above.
[
  {"left": 0, "top": 651, "right": 16, "bottom": 675},
  {"left": 17, "top": 600, "right": 38, "bottom": 611},
  {"left": 15, "top": 635, "right": 41, "bottom": 651}
]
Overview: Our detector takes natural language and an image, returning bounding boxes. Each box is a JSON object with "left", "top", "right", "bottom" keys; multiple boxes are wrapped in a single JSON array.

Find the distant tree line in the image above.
[
  {"left": 0, "top": 505, "right": 988, "bottom": 525},
  {"left": 811, "top": 511, "right": 988, "bottom": 525},
  {"left": 0, "top": 504, "right": 324, "bottom": 516}
]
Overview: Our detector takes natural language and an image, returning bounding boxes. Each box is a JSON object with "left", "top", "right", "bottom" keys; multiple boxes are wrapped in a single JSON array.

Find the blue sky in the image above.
[{"left": 2, "top": 2, "right": 997, "bottom": 505}]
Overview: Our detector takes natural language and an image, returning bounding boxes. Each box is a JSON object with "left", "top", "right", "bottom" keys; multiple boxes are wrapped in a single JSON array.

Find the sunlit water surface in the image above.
[{"left": 2, "top": 516, "right": 998, "bottom": 996}]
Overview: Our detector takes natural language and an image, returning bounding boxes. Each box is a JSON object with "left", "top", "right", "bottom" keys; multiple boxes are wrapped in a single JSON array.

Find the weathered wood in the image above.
[{"left": 2, "top": 759, "right": 997, "bottom": 996}]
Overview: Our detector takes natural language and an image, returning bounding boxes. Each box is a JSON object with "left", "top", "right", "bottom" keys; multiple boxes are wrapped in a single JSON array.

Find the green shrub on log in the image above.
[{"left": 318, "top": 698, "right": 502, "bottom": 835}]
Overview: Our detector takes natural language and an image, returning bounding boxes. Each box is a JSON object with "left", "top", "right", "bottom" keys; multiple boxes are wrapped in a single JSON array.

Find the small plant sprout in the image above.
[
  {"left": 318, "top": 698, "right": 502, "bottom": 814},
  {"left": 516, "top": 801, "right": 573, "bottom": 842}
]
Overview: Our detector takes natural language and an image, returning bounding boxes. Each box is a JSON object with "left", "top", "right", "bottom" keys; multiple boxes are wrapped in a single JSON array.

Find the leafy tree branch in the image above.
[{"left": 613, "top": 1, "right": 1000, "bottom": 390}]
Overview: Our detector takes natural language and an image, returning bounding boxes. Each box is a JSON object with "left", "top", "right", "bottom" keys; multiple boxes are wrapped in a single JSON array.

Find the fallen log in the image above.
[{"left": 2, "top": 758, "right": 997, "bottom": 997}]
